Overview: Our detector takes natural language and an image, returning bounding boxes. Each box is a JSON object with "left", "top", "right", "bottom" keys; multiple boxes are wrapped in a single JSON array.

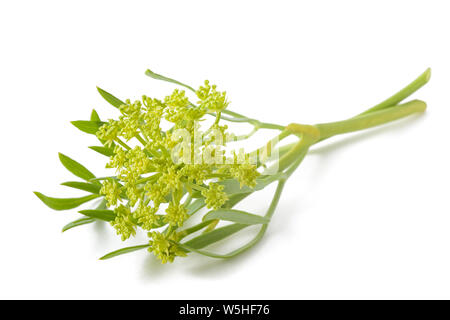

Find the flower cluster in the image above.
[
  {"left": 148, "top": 231, "right": 187, "bottom": 264},
  {"left": 97, "top": 81, "right": 260, "bottom": 262},
  {"left": 196, "top": 80, "right": 229, "bottom": 112},
  {"left": 201, "top": 183, "right": 228, "bottom": 210}
]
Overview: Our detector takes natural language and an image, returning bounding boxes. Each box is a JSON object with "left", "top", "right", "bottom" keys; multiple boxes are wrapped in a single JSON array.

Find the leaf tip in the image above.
[
  {"left": 33, "top": 191, "right": 47, "bottom": 205},
  {"left": 425, "top": 67, "right": 432, "bottom": 82},
  {"left": 96, "top": 86, "right": 107, "bottom": 97}
]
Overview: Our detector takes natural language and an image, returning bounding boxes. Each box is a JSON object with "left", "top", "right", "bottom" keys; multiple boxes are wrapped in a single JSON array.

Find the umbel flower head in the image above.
[
  {"left": 34, "top": 68, "right": 431, "bottom": 265},
  {"left": 92, "top": 79, "right": 261, "bottom": 260},
  {"left": 49, "top": 70, "right": 267, "bottom": 263}
]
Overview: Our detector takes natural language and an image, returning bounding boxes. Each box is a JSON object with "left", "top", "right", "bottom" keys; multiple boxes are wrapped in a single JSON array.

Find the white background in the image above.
[{"left": 1, "top": 0, "right": 449, "bottom": 299}]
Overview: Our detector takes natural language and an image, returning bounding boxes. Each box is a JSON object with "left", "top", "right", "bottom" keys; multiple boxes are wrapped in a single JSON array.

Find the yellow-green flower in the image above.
[
  {"left": 148, "top": 231, "right": 186, "bottom": 264},
  {"left": 230, "top": 162, "right": 260, "bottom": 188},
  {"left": 144, "top": 183, "right": 167, "bottom": 207},
  {"left": 133, "top": 203, "right": 158, "bottom": 231},
  {"left": 164, "top": 202, "right": 189, "bottom": 227},
  {"left": 97, "top": 120, "right": 120, "bottom": 147},
  {"left": 106, "top": 146, "right": 127, "bottom": 170},
  {"left": 100, "top": 179, "right": 121, "bottom": 206},
  {"left": 196, "top": 80, "right": 229, "bottom": 112},
  {"left": 126, "top": 146, "right": 151, "bottom": 175},
  {"left": 202, "top": 183, "right": 228, "bottom": 210},
  {"left": 111, "top": 205, "right": 136, "bottom": 241},
  {"left": 158, "top": 166, "right": 182, "bottom": 194}
]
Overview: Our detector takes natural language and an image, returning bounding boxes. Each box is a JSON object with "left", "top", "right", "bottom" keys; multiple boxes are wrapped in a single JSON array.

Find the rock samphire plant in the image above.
[{"left": 35, "top": 68, "right": 430, "bottom": 263}]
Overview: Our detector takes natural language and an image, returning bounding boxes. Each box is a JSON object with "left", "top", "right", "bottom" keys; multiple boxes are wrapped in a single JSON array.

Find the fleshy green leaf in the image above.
[
  {"left": 177, "top": 243, "right": 227, "bottom": 259},
  {"left": 96, "top": 87, "right": 125, "bottom": 108},
  {"left": 190, "top": 190, "right": 202, "bottom": 198},
  {"left": 61, "top": 181, "right": 101, "bottom": 194},
  {"left": 89, "top": 146, "right": 115, "bottom": 157},
  {"left": 182, "top": 223, "right": 249, "bottom": 249},
  {"left": 145, "top": 69, "right": 195, "bottom": 92},
  {"left": 203, "top": 209, "right": 269, "bottom": 225},
  {"left": 79, "top": 209, "right": 116, "bottom": 222},
  {"left": 34, "top": 192, "right": 100, "bottom": 211},
  {"left": 89, "top": 176, "right": 119, "bottom": 182},
  {"left": 187, "top": 198, "right": 205, "bottom": 215},
  {"left": 58, "top": 153, "right": 96, "bottom": 182},
  {"left": 179, "top": 224, "right": 269, "bottom": 259},
  {"left": 96, "top": 198, "right": 108, "bottom": 210},
  {"left": 223, "top": 192, "right": 251, "bottom": 209},
  {"left": 99, "top": 244, "right": 149, "bottom": 260},
  {"left": 62, "top": 217, "right": 96, "bottom": 232},
  {"left": 71, "top": 120, "right": 105, "bottom": 135},
  {"left": 90, "top": 109, "right": 100, "bottom": 122},
  {"left": 202, "top": 219, "right": 219, "bottom": 233}
]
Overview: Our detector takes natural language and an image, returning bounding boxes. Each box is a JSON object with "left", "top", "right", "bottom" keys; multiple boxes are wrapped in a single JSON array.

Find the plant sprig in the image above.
[{"left": 34, "top": 68, "right": 430, "bottom": 264}]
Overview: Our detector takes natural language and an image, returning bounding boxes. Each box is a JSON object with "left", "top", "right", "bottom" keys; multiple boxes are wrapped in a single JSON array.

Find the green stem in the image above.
[
  {"left": 222, "top": 109, "right": 249, "bottom": 119},
  {"left": 284, "top": 148, "right": 309, "bottom": 178},
  {"left": 178, "top": 220, "right": 214, "bottom": 239},
  {"left": 136, "top": 134, "right": 147, "bottom": 146},
  {"left": 179, "top": 179, "right": 287, "bottom": 258},
  {"left": 115, "top": 138, "right": 131, "bottom": 150},
  {"left": 269, "top": 99, "right": 426, "bottom": 175},
  {"left": 264, "top": 180, "right": 286, "bottom": 219},
  {"left": 357, "top": 68, "right": 430, "bottom": 116},
  {"left": 183, "top": 194, "right": 193, "bottom": 207},
  {"left": 316, "top": 99, "right": 426, "bottom": 140},
  {"left": 136, "top": 173, "right": 160, "bottom": 185},
  {"left": 212, "top": 113, "right": 250, "bottom": 123},
  {"left": 258, "top": 122, "right": 285, "bottom": 130},
  {"left": 220, "top": 110, "right": 285, "bottom": 131},
  {"left": 234, "top": 126, "right": 259, "bottom": 141},
  {"left": 274, "top": 135, "right": 316, "bottom": 173}
]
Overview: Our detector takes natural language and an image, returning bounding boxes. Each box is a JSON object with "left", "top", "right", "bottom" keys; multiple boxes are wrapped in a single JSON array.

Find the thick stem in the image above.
[
  {"left": 274, "top": 135, "right": 316, "bottom": 173},
  {"left": 357, "top": 68, "right": 430, "bottom": 116},
  {"left": 315, "top": 99, "right": 426, "bottom": 140},
  {"left": 272, "top": 99, "right": 426, "bottom": 173}
]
